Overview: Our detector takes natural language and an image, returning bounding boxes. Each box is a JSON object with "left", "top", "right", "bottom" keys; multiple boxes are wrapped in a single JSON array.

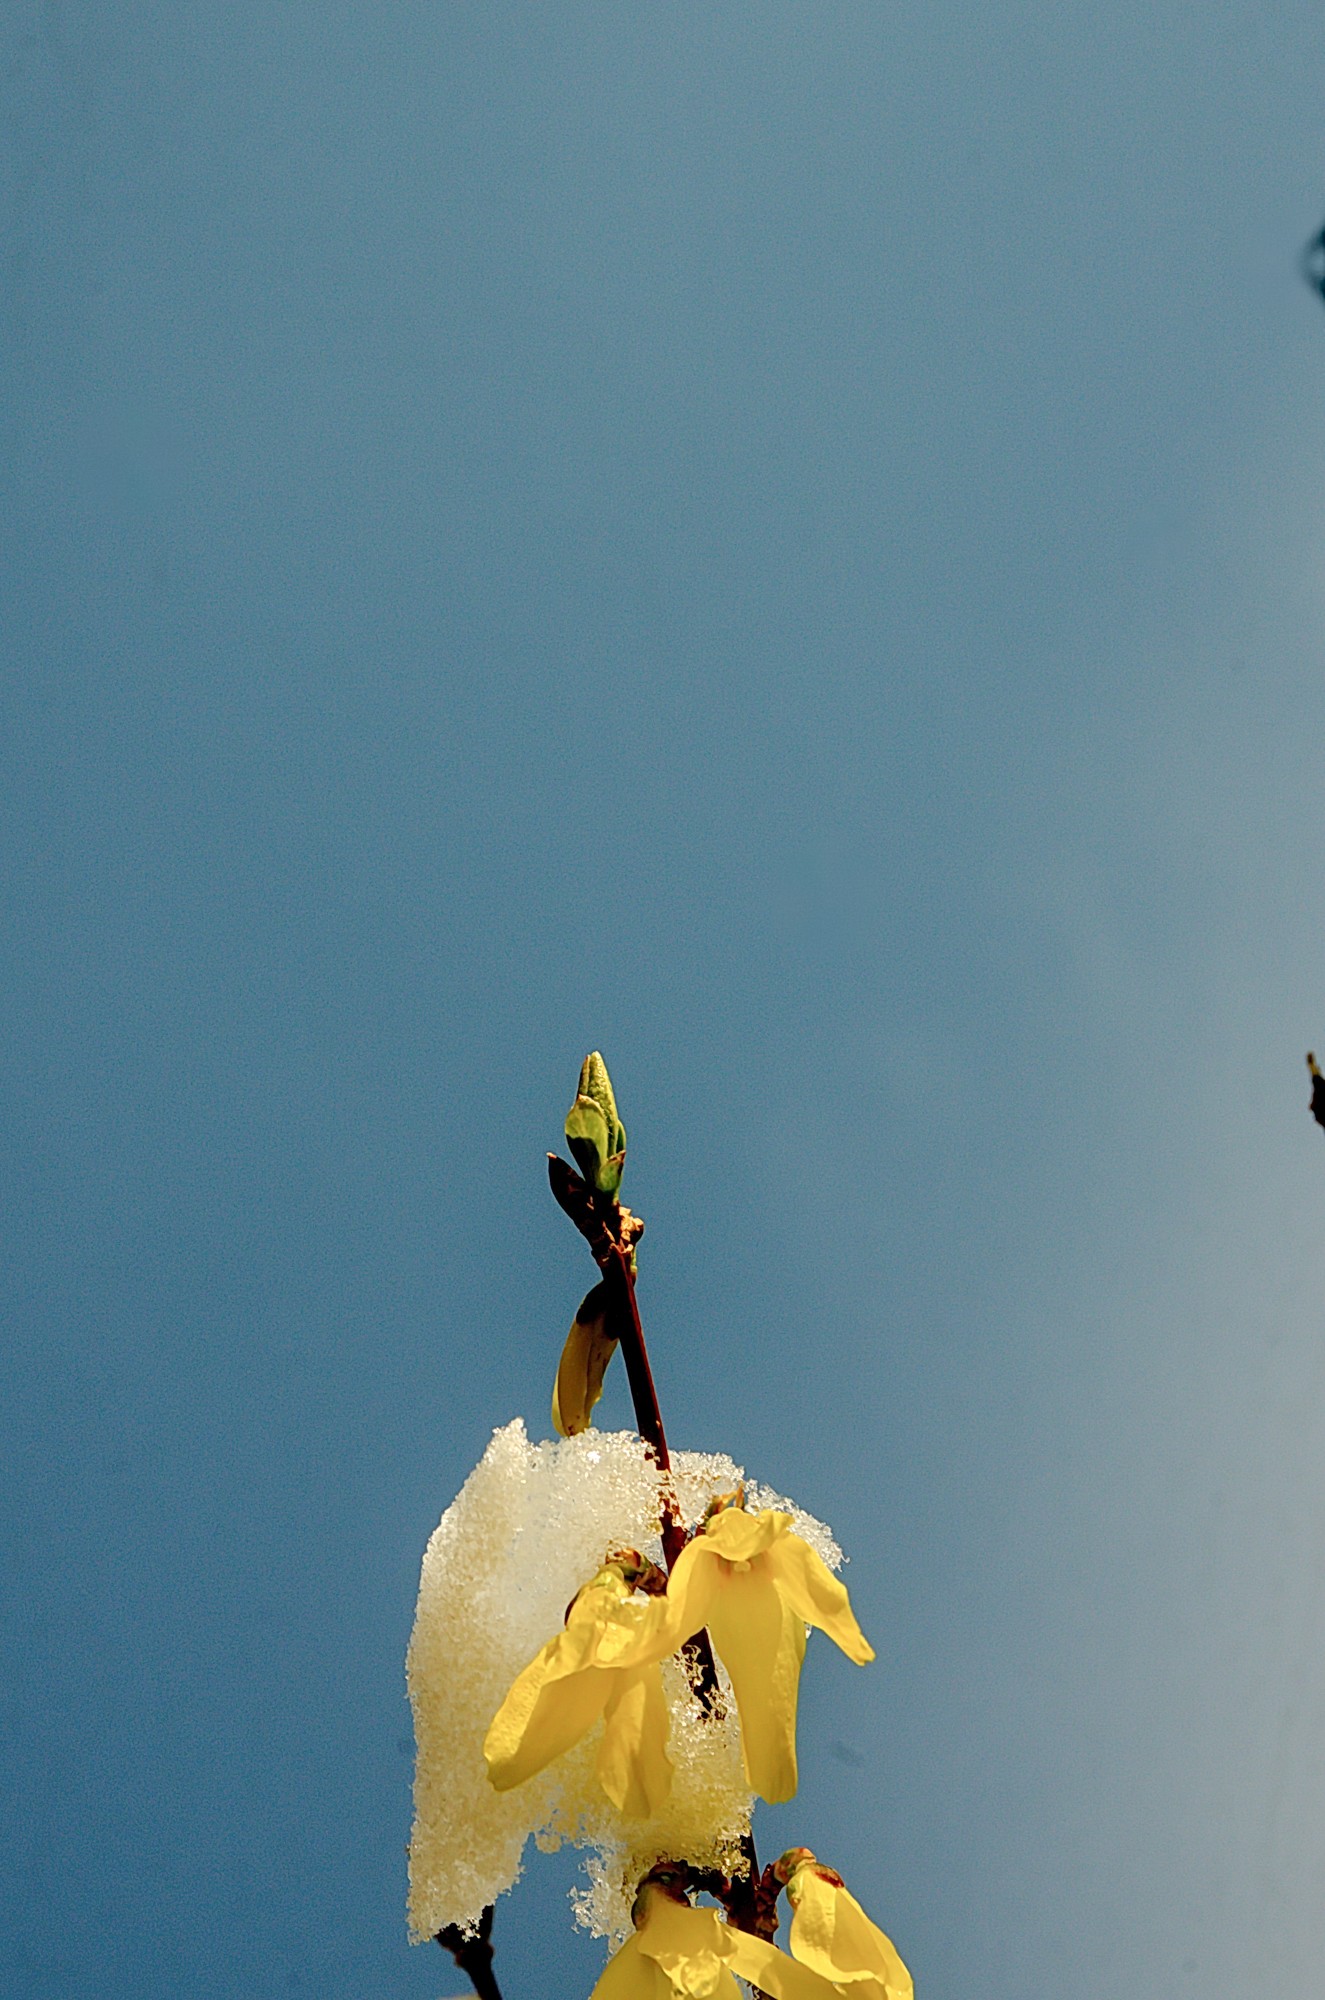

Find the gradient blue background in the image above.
[{"left": 7, "top": 5, "right": 1325, "bottom": 1996}]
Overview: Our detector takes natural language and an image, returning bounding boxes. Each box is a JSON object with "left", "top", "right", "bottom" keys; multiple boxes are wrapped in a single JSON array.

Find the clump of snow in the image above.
[{"left": 406, "top": 1420, "right": 843, "bottom": 1943}]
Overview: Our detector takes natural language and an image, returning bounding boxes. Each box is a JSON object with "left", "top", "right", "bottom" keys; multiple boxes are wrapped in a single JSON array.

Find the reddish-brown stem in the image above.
[
  {"left": 601, "top": 1242, "right": 686, "bottom": 1568},
  {"left": 547, "top": 1154, "right": 722, "bottom": 1702},
  {"left": 605, "top": 1243, "right": 722, "bottom": 1702},
  {"left": 720, "top": 1833, "right": 781, "bottom": 1943}
]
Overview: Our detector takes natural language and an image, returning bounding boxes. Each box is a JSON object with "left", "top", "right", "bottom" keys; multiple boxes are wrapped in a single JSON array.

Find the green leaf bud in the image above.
[{"left": 564, "top": 1050, "right": 627, "bottom": 1195}]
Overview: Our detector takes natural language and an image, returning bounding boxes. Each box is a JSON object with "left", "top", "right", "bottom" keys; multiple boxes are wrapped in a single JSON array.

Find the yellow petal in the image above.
[
  {"left": 701, "top": 1506, "right": 792, "bottom": 1563},
  {"left": 767, "top": 1533, "right": 874, "bottom": 1664},
  {"left": 483, "top": 1647, "right": 611, "bottom": 1790},
  {"left": 636, "top": 1898, "right": 731, "bottom": 1962},
  {"left": 589, "top": 1934, "right": 673, "bottom": 2000},
  {"left": 552, "top": 1282, "right": 618, "bottom": 1437},
  {"left": 788, "top": 1871, "right": 912, "bottom": 2000},
  {"left": 658, "top": 1535, "right": 722, "bottom": 1650},
  {"left": 637, "top": 1899, "right": 836, "bottom": 2000},
  {"left": 659, "top": 1951, "right": 741, "bottom": 1998},
  {"left": 554, "top": 1584, "right": 624, "bottom": 1672},
  {"left": 597, "top": 1663, "right": 673, "bottom": 1815},
  {"left": 484, "top": 1564, "right": 680, "bottom": 1792},
  {"left": 634, "top": 1902, "right": 744, "bottom": 1999},
  {"left": 565, "top": 1569, "right": 676, "bottom": 1672},
  {"left": 721, "top": 1929, "right": 842, "bottom": 2000},
  {"left": 705, "top": 1567, "right": 806, "bottom": 1802}
]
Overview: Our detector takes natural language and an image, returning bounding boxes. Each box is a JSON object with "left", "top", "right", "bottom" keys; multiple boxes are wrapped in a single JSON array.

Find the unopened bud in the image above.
[
  {"left": 773, "top": 1849, "right": 817, "bottom": 1886},
  {"left": 702, "top": 1485, "right": 746, "bottom": 1523},
  {"left": 565, "top": 1050, "right": 627, "bottom": 1196},
  {"left": 551, "top": 1281, "right": 618, "bottom": 1437},
  {"left": 606, "top": 1548, "right": 669, "bottom": 1596}
]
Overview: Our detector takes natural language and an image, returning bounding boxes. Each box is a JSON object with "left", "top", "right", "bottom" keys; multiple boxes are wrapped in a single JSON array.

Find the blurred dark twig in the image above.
[
  {"left": 1307, "top": 1052, "right": 1325, "bottom": 1130},
  {"left": 437, "top": 1904, "right": 503, "bottom": 2000}
]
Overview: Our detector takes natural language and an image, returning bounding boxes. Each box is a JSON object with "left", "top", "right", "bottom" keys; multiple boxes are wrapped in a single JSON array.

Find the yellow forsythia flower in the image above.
[
  {"left": 775, "top": 1850, "right": 913, "bottom": 2000},
  {"left": 483, "top": 1556, "right": 674, "bottom": 1816},
  {"left": 590, "top": 1872, "right": 838, "bottom": 2000},
  {"left": 663, "top": 1503, "right": 874, "bottom": 1802}
]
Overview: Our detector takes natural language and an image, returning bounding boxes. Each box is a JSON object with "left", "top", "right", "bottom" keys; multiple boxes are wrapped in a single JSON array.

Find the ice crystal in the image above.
[{"left": 406, "top": 1420, "right": 843, "bottom": 1942}]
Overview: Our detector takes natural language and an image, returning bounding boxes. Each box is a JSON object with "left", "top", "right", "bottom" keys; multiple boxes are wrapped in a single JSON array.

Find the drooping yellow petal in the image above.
[
  {"left": 697, "top": 1507, "right": 873, "bottom": 1664},
  {"left": 704, "top": 1565, "right": 806, "bottom": 1802},
  {"left": 766, "top": 1532, "right": 874, "bottom": 1664},
  {"left": 589, "top": 1933, "right": 675, "bottom": 2000},
  {"left": 635, "top": 1895, "right": 729, "bottom": 1960},
  {"left": 633, "top": 1899, "right": 745, "bottom": 2000},
  {"left": 483, "top": 1648, "right": 612, "bottom": 1791},
  {"left": 720, "top": 1927, "right": 843, "bottom": 2000},
  {"left": 635, "top": 1894, "right": 836, "bottom": 2000},
  {"left": 597, "top": 1663, "right": 673, "bottom": 1815},
  {"left": 564, "top": 1575, "right": 674, "bottom": 1674},
  {"left": 484, "top": 1565, "right": 675, "bottom": 1793},
  {"left": 786, "top": 1867, "right": 913, "bottom": 2000},
  {"left": 656, "top": 1534, "right": 722, "bottom": 1651},
  {"left": 659, "top": 1505, "right": 870, "bottom": 1805},
  {"left": 659, "top": 1501, "right": 782, "bottom": 1648},
  {"left": 552, "top": 1282, "right": 618, "bottom": 1437},
  {"left": 654, "top": 1948, "right": 739, "bottom": 1998}
]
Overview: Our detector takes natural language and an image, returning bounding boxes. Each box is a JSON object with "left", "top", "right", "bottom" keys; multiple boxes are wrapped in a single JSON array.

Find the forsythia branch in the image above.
[
  {"left": 547, "top": 1150, "right": 722, "bottom": 1703},
  {"left": 437, "top": 1904, "right": 503, "bottom": 2000}
]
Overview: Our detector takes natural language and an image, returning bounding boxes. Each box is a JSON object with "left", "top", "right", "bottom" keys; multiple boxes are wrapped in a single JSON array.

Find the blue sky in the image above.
[{"left": 6, "top": 5, "right": 1325, "bottom": 1997}]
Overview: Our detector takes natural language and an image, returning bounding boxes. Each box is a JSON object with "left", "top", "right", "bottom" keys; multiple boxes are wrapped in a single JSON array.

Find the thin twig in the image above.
[
  {"left": 547, "top": 1154, "right": 722, "bottom": 1702},
  {"left": 608, "top": 1240, "right": 724, "bottom": 1708},
  {"left": 721, "top": 1832, "right": 781, "bottom": 1942},
  {"left": 603, "top": 1242, "right": 682, "bottom": 1559},
  {"left": 437, "top": 1904, "right": 503, "bottom": 2000}
]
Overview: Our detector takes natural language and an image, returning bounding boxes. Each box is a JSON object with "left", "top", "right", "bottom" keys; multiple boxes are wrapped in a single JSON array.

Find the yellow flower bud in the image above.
[{"left": 552, "top": 1282, "right": 619, "bottom": 1437}]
